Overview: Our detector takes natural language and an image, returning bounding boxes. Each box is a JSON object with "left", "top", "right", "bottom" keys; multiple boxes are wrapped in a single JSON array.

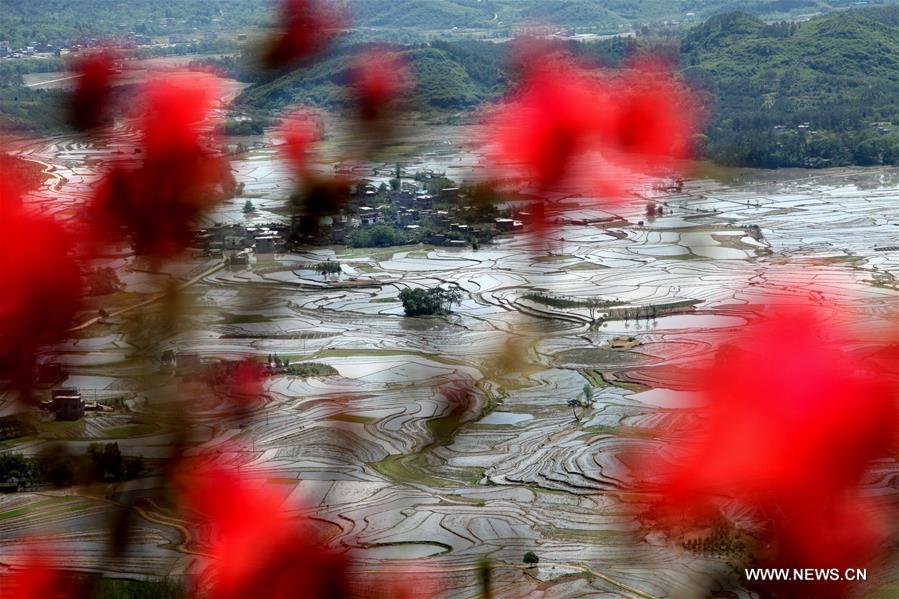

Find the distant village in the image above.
[
  {"left": 0, "top": 27, "right": 241, "bottom": 59},
  {"left": 198, "top": 168, "right": 683, "bottom": 266},
  {"left": 202, "top": 169, "right": 546, "bottom": 265}
]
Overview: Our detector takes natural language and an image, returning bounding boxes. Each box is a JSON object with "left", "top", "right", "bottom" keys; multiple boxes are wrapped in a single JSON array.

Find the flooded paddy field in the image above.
[{"left": 2, "top": 128, "right": 898, "bottom": 598}]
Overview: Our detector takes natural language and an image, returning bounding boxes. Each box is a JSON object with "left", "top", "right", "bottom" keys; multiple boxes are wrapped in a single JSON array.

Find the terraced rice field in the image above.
[{"left": 2, "top": 129, "right": 897, "bottom": 597}]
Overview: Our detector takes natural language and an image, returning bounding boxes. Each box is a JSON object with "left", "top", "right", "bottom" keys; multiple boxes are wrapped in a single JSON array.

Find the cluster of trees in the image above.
[
  {"left": 681, "top": 518, "right": 747, "bottom": 557},
  {"left": 523, "top": 293, "right": 623, "bottom": 321},
  {"left": 348, "top": 224, "right": 408, "bottom": 248},
  {"left": 222, "top": 119, "right": 267, "bottom": 137},
  {"left": 313, "top": 261, "right": 342, "bottom": 275},
  {"left": 0, "top": 86, "right": 65, "bottom": 132},
  {"left": 398, "top": 286, "right": 463, "bottom": 316},
  {"left": 77, "top": 577, "right": 185, "bottom": 599},
  {"left": 84, "top": 267, "right": 123, "bottom": 296},
  {"left": 0, "top": 443, "right": 143, "bottom": 490},
  {"left": 267, "top": 353, "right": 290, "bottom": 369},
  {"left": 0, "top": 58, "right": 65, "bottom": 86},
  {"left": 283, "top": 362, "right": 338, "bottom": 377},
  {"left": 266, "top": 354, "right": 337, "bottom": 377}
]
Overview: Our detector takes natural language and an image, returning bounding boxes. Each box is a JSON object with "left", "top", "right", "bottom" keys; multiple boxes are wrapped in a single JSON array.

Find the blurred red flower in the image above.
[
  {"left": 638, "top": 302, "right": 897, "bottom": 580},
  {"left": 69, "top": 50, "right": 119, "bottom": 131},
  {"left": 176, "top": 458, "right": 349, "bottom": 599},
  {"left": 0, "top": 546, "right": 75, "bottom": 599},
  {"left": 363, "top": 567, "right": 441, "bottom": 599},
  {"left": 606, "top": 61, "right": 695, "bottom": 167},
  {"left": 263, "top": 0, "right": 345, "bottom": 69},
  {"left": 279, "top": 109, "right": 321, "bottom": 175},
  {"left": 484, "top": 48, "right": 695, "bottom": 213},
  {"left": 349, "top": 49, "right": 411, "bottom": 122},
  {"left": 487, "top": 57, "right": 609, "bottom": 193},
  {"left": 0, "top": 201, "right": 82, "bottom": 396},
  {"left": 228, "top": 358, "right": 269, "bottom": 406},
  {"left": 90, "top": 75, "right": 232, "bottom": 258}
]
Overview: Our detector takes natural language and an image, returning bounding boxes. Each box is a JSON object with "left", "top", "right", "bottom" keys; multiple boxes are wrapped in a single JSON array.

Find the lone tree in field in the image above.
[
  {"left": 243, "top": 199, "right": 255, "bottom": 214},
  {"left": 566, "top": 398, "right": 581, "bottom": 421},
  {"left": 582, "top": 383, "right": 594, "bottom": 407},
  {"left": 523, "top": 551, "right": 539, "bottom": 567},
  {"left": 586, "top": 297, "right": 604, "bottom": 325}
]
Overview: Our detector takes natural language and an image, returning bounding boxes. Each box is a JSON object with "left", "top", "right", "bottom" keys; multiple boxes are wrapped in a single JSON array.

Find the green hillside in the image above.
[
  {"left": 0, "top": 0, "right": 268, "bottom": 47},
  {"left": 683, "top": 7, "right": 899, "bottom": 166},
  {"left": 234, "top": 41, "right": 508, "bottom": 114},
  {"left": 6, "top": 0, "right": 899, "bottom": 48},
  {"left": 5, "top": 3, "right": 899, "bottom": 168},
  {"left": 348, "top": 0, "right": 497, "bottom": 29}
]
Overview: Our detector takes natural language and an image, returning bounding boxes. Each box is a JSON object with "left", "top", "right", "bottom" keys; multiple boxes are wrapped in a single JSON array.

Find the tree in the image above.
[
  {"left": 523, "top": 551, "right": 539, "bottom": 567},
  {"left": 586, "top": 298, "right": 604, "bottom": 325},
  {"left": 243, "top": 199, "right": 255, "bottom": 214},
  {"left": 582, "top": 384, "right": 594, "bottom": 407},
  {"left": 313, "top": 261, "right": 341, "bottom": 276},
  {"left": 566, "top": 399, "right": 581, "bottom": 421},
  {"left": 432, "top": 285, "right": 462, "bottom": 313}
]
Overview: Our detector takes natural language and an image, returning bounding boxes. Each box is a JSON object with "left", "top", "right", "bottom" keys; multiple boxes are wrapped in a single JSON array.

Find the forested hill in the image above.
[
  {"left": 5, "top": 0, "right": 899, "bottom": 47},
  {"left": 6, "top": 3, "right": 899, "bottom": 168},
  {"left": 683, "top": 7, "right": 899, "bottom": 167},
  {"left": 231, "top": 36, "right": 640, "bottom": 113},
  {"left": 234, "top": 41, "right": 510, "bottom": 115},
  {"left": 232, "top": 6, "right": 899, "bottom": 168}
]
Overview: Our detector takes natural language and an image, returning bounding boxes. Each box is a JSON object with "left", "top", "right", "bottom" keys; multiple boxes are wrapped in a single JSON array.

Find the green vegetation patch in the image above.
[
  {"left": 101, "top": 423, "right": 158, "bottom": 438},
  {"left": 221, "top": 313, "right": 274, "bottom": 324},
  {"left": 522, "top": 292, "right": 624, "bottom": 310},
  {"left": 369, "top": 454, "right": 462, "bottom": 488},
  {"left": 567, "top": 261, "right": 609, "bottom": 270},
  {"left": 555, "top": 348, "right": 648, "bottom": 367},
  {"left": 284, "top": 362, "right": 338, "bottom": 377}
]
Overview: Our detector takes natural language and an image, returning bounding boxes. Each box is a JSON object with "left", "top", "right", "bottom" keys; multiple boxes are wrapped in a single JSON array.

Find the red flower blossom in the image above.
[
  {"left": 228, "top": 358, "right": 269, "bottom": 406},
  {"left": 364, "top": 567, "right": 441, "bottom": 599},
  {"left": 483, "top": 48, "right": 695, "bottom": 214},
  {"left": 1, "top": 545, "right": 76, "bottom": 599},
  {"left": 486, "top": 57, "right": 609, "bottom": 192},
  {"left": 69, "top": 50, "right": 119, "bottom": 131},
  {"left": 349, "top": 49, "right": 411, "bottom": 122},
  {"left": 0, "top": 154, "right": 46, "bottom": 201},
  {"left": 605, "top": 61, "right": 695, "bottom": 168},
  {"left": 279, "top": 109, "right": 321, "bottom": 174},
  {"left": 175, "top": 458, "right": 349, "bottom": 599},
  {"left": 638, "top": 301, "right": 897, "bottom": 582},
  {"left": 0, "top": 201, "right": 82, "bottom": 396},
  {"left": 263, "top": 0, "right": 345, "bottom": 69},
  {"left": 90, "top": 75, "right": 232, "bottom": 258}
]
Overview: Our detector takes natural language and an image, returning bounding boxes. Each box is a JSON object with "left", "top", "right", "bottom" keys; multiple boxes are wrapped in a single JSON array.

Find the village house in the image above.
[
  {"left": 51, "top": 388, "right": 84, "bottom": 421},
  {"left": 495, "top": 218, "right": 524, "bottom": 232}
]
